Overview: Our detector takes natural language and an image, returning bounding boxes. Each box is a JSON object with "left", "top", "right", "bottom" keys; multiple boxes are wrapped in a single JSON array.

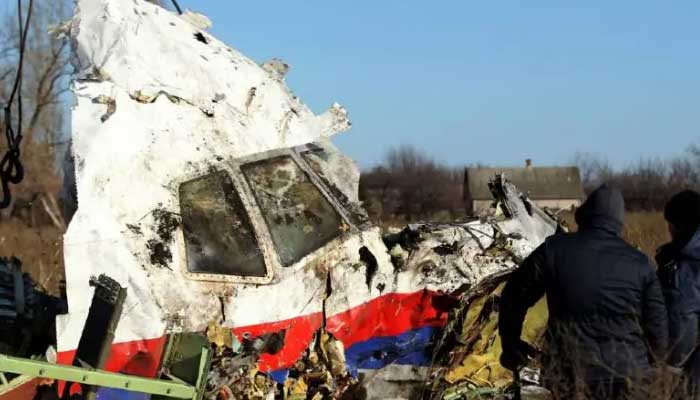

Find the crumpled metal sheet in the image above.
[{"left": 425, "top": 278, "right": 549, "bottom": 398}]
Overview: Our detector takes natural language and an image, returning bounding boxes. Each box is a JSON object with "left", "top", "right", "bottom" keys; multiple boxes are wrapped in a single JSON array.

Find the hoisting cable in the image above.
[
  {"left": 170, "top": 0, "right": 183, "bottom": 15},
  {"left": 1, "top": 0, "right": 33, "bottom": 209}
]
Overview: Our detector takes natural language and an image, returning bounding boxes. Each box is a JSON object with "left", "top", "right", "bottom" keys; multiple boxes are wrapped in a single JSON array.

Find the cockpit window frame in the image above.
[
  {"left": 174, "top": 146, "right": 359, "bottom": 284},
  {"left": 174, "top": 165, "right": 277, "bottom": 285}
]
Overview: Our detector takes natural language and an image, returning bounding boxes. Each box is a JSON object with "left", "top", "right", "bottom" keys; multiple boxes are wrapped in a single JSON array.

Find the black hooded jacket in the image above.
[
  {"left": 657, "top": 230, "right": 700, "bottom": 374},
  {"left": 656, "top": 190, "right": 700, "bottom": 388},
  {"left": 499, "top": 185, "right": 669, "bottom": 382}
]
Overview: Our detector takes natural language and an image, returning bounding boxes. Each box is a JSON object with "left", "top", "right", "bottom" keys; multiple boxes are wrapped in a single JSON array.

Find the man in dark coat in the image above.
[
  {"left": 498, "top": 184, "right": 669, "bottom": 399},
  {"left": 657, "top": 189, "right": 700, "bottom": 395}
]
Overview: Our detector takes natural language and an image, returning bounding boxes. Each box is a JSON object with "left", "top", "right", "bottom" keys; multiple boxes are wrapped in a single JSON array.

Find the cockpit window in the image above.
[
  {"left": 302, "top": 147, "right": 371, "bottom": 227},
  {"left": 242, "top": 156, "right": 344, "bottom": 267},
  {"left": 179, "top": 171, "right": 266, "bottom": 277}
]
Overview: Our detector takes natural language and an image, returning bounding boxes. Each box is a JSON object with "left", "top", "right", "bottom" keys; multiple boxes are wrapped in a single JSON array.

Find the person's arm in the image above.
[
  {"left": 641, "top": 268, "right": 669, "bottom": 362},
  {"left": 667, "top": 313, "right": 699, "bottom": 368},
  {"left": 499, "top": 242, "right": 547, "bottom": 369}
]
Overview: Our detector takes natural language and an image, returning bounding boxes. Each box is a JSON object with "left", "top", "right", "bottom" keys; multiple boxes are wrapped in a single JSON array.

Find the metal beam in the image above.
[
  {"left": 0, "top": 355, "right": 197, "bottom": 399},
  {"left": 192, "top": 348, "right": 211, "bottom": 400}
]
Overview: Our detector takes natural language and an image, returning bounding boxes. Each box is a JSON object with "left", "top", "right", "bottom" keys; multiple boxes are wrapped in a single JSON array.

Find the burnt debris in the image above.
[
  {"left": 433, "top": 241, "right": 460, "bottom": 256},
  {"left": 194, "top": 31, "right": 209, "bottom": 44},
  {"left": 126, "top": 223, "right": 143, "bottom": 235},
  {"left": 359, "top": 246, "right": 378, "bottom": 289},
  {"left": 146, "top": 239, "right": 173, "bottom": 269},
  {"left": 204, "top": 326, "right": 360, "bottom": 400},
  {"left": 145, "top": 207, "right": 181, "bottom": 268}
]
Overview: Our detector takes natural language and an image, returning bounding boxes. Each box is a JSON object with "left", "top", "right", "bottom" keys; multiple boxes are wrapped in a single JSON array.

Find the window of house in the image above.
[
  {"left": 242, "top": 156, "right": 344, "bottom": 267},
  {"left": 179, "top": 170, "right": 267, "bottom": 277}
]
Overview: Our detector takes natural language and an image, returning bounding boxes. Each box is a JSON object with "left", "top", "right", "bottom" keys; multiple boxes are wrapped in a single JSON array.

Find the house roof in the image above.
[{"left": 465, "top": 166, "right": 584, "bottom": 201}]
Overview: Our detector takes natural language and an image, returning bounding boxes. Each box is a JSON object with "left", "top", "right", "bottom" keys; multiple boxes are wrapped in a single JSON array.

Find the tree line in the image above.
[
  {"left": 360, "top": 144, "right": 700, "bottom": 224},
  {"left": 574, "top": 146, "right": 700, "bottom": 211},
  {"left": 359, "top": 146, "right": 467, "bottom": 224}
]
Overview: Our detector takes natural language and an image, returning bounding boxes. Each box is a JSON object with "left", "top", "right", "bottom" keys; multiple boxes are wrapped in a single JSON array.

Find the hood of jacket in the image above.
[
  {"left": 681, "top": 229, "right": 700, "bottom": 261},
  {"left": 575, "top": 184, "right": 625, "bottom": 236}
]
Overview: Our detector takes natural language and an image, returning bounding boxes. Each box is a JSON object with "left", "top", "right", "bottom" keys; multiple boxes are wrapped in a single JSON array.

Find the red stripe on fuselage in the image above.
[
  {"left": 57, "top": 336, "right": 167, "bottom": 376},
  {"left": 326, "top": 290, "right": 448, "bottom": 348},
  {"left": 231, "top": 290, "right": 448, "bottom": 370},
  {"left": 56, "top": 290, "right": 449, "bottom": 379},
  {"left": 232, "top": 312, "right": 324, "bottom": 371},
  {"left": 56, "top": 336, "right": 167, "bottom": 395}
]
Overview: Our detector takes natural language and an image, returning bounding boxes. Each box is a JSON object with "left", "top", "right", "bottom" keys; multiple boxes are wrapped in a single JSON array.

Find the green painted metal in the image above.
[
  {"left": 192, "top": 348, "right": 211, "bottom": 400},
  {"left": 0, "top": 354, "right": 198, "bottom": 399},
  {"left": 160, "top": 333, "right": 209, "bottom": 386},
  {"left": 153, "top": 335, "right": 212, "bottom": 400}
]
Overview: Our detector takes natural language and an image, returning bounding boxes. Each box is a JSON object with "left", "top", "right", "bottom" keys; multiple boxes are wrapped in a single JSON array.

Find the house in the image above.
[{"left": 464, "top": 159, "right": 584, "bottom": 214}]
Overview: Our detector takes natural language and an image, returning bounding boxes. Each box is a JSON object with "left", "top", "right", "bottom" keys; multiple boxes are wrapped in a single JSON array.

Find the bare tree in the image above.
[
  {"left": 616, "top": 158, "right": 669, "bottom": 210},
  {"left": 668, "top": 157, "right": 699, "bottom": 192},
  {"left": 0, "top": 1, "right": 72, "bottom": 294},
  {"left": 688, "top": 143, "right": 700, "bottom": 159},
  {"left": 0, "top": 0, "right": 71, "bottom": 220},
  {"left": 571, "top": 151, "right": 613, "bottom": 193},
  {"left": 0, "top": 0, "right": 72, "bottom": 224},
  {"left": 1, "top": 1, "right": 71, "bottom": 137},
  {"left": 573, "top": 146, "right": 700, "bottom": 211},
  {"left": 361, "top": 145, "right": 464, "bottom": 223},
  {"left": 686, "top": 143, "right": 700, "bottom": 187}
]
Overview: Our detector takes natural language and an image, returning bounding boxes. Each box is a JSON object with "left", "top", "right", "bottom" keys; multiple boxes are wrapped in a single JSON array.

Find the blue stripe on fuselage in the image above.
[
  {"left": 269, "top": 326, "right": 440, "bottom": 382},
  {"left": 344, "top": 326, "right": 439, "bottom": 374},
  {"left": 95, "top": 388, "right": 148, "bottom": 400}
]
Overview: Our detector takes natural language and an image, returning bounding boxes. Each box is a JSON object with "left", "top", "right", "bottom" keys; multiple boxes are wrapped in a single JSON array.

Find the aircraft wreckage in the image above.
[{"left": 0, "top": 0, "right": 562, "bottom": 399}]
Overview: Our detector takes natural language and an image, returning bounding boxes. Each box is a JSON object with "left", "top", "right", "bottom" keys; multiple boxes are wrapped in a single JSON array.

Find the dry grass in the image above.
[
  {"left": 0, "top": 139, "right": 67, "bottom": 296},
  {"left": 0, "top": 218, "right": 64, "bottom": 295},
  {"left": 622, "top": 212, "right": 670, "bottom": 259}
]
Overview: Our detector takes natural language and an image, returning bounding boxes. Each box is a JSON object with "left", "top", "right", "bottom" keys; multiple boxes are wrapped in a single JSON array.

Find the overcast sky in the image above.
[{"left": 194, "top": 1, "right": 700, "bottom": 169}]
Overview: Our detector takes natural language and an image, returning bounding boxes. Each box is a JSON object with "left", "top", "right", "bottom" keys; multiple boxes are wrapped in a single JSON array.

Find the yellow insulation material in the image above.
[{"left": 444, "top": 283, "right": 548, "bottom": 388}]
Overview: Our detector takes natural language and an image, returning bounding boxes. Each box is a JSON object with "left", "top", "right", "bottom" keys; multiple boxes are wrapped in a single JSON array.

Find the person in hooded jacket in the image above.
[
  {"left": 657, "top": 189, "right": 700, "bottom": 395},
  {"left": 498, "top": 184, "right": 668, "bottom": 400}
]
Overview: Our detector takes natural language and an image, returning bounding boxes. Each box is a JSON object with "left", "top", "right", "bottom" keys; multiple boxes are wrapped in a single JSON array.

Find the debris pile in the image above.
[
  {"left": 204, "top": 326, "right": 361, "bottom": 400},
  {"left": 423, "top": 274, "right": 550, "bottom": 399},
  {"left": 204, "top": 322, "right": 274, "bottom": 400},
  {"left": 367, "top": 177, "right": 562, "bottom": 399},
  {"left": 206, "top": 358, "right": 276, "bottom": 400}
]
